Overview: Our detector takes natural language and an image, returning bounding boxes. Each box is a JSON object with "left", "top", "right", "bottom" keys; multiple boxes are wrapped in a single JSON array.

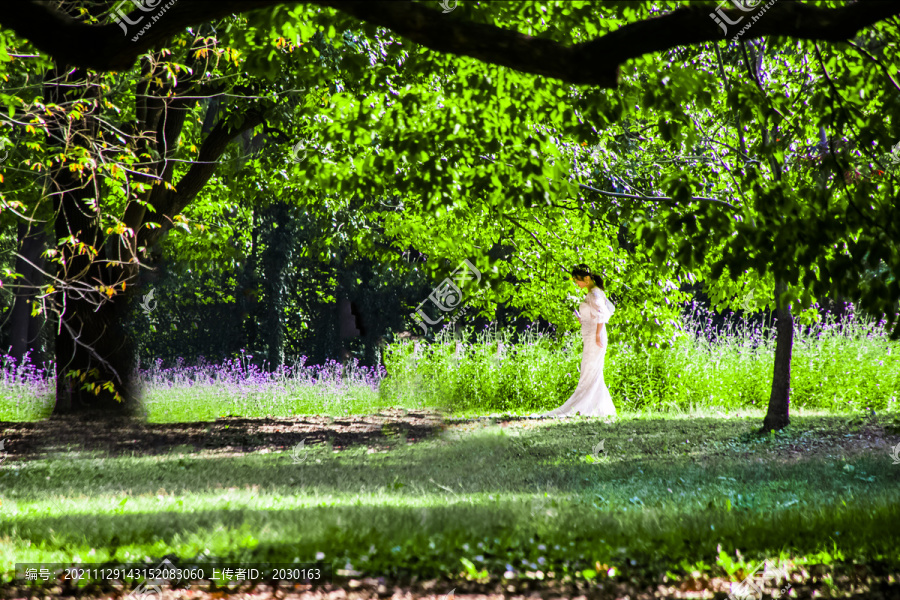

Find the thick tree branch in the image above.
[
  {"left": 120, "top": 43, "right": 216, "bottom": 273},
  {"left": 138, "top": 110, "right": 265, "bottom": 250},
  {"left": 0, "top": 0, "right": 284, "bottom": 71},
  {"left": 1, "top": 1, "right": 898, "bottom": 87}
]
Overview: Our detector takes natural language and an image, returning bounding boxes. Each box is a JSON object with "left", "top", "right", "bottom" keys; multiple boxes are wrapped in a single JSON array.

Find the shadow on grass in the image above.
[
  {"left": 2, "top": 413, "right": 900, "bottom": 595},
  {"left": 0, "top": 408, "right": 446, "bottom": 461}
]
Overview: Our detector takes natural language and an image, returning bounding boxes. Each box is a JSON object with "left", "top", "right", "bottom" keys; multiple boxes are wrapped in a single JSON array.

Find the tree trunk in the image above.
[
  {"left": 9, "top": 222, "right": 47, "bottom": 365},
  {"left": 53, "top": 287, "right": 139, "bottom": 415},
  {"left": 761, "top": 278, "right": 793, "bottom": 431},
  {"left": 742, "top": 40, "right": 793, "bottom": 432},
  {"left": 45, "top": 62, "right": 140, "bottom": 417},
  {"left": 262, "top": 202, "right": 294, "bottom": 370}
]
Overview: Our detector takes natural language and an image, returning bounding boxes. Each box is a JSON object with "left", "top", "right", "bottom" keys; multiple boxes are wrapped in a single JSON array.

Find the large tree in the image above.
[{"left": 1, "top": 4, "right": 298, "bottom": 413}]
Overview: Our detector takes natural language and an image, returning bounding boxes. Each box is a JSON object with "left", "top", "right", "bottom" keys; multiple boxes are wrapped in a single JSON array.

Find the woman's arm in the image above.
[{"left": 592, "top": 288, "right": 608, "bottom": 346}]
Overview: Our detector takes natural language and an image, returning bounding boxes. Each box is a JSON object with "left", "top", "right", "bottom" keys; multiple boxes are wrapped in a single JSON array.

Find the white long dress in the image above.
[{"left": 541, "top": 287, "right": 617, "bottom": 418}]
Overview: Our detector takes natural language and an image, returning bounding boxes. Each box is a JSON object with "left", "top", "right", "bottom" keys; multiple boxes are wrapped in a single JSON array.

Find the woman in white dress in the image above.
[{"left": 540, "top": 264, "right": 617, "bottom": 418}]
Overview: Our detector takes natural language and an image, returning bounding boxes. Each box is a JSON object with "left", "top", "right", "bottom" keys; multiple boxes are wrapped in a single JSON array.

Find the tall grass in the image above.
[
  {"left": 380, "top": 323, "right": 580, "bottom": 415},
  {"left": 0, "top": 352, "right": 386, "bottom": 422},
  {"left": 140, "top": 353, "right": 386, "bottom": 422},
  {"left": 0, "top": 351, "right": 54, "bottom": 420},
  {"left": 2, "top": 303, "right": 897, "bottom": 421},
  {"left": 381, "top": 303, "right": 900, "bottom": 416}
]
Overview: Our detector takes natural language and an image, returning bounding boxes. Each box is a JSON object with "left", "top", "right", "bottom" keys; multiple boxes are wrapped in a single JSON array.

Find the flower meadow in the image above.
[
  {"left": 0, "top": 352, "right": 386, "bottom": 422},
  {"left": 0, "top": 351, "right": 54, "bottom": 420},
  {"left": 139, "top": 353, "right": 386, "bottom": 422},
  {"left": 382, "top": 301, "right": 900, "bottom": 417},
  {"left": 2, "top": 303, "right": 898, "bottom": 421}
]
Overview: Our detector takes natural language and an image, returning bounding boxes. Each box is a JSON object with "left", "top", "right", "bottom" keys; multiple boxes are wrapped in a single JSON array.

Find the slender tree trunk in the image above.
[
  {"left": 739, "top": 39, "right": 794, "bottom": 432},
  {"left": 9, "top": 222, "right": 47, "bottom": 365},
  {"left": 45, "top": 63, "right": 139, "bottom": 417},
  {"left": 240, "top": 207, "right": 261, "bottom": 354},
  {"left": 761, "top": 278, "right": 793, "bottom": 431},
  {"left": 262, "top": 202, "right": 294, "bottom": 370}
]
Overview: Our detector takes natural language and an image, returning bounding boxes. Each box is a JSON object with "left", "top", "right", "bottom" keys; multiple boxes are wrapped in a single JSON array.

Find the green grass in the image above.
[
  {"left": 383, "top": 309, "right": 900, "bottom": 417},
  {"left": 2, "top": 308, "right": 898, "bottom": 593},
  {"left": 141, "top": 382, "right": 385, "bottom": 424},
  {"left": 2, "top": 412, "right": 899, "bottom": 592}
]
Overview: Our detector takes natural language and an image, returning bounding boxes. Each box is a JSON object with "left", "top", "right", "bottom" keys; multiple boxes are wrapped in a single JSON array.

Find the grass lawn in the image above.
[{"left": 1, "top": 407, "right": 899, "bottom": 598}]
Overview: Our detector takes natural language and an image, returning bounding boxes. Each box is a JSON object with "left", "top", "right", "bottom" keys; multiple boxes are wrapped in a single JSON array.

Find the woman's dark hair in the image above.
[{"left": 571, "top": 263, "right": 605, "bottom": 291}]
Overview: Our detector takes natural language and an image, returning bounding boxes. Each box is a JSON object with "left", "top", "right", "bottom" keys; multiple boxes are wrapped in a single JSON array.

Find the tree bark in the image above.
[
  {"left": 52, "top": 278, "right": 139, "bottom": 415},
  {"left": 761, "top": 278, "right": 793, "bottom": 432},
  {"left": 9, "top": 222, "right": 47, "bottom": 366},
  {"left": 44, "top": 62, "right": 139, "bottom": 417}
]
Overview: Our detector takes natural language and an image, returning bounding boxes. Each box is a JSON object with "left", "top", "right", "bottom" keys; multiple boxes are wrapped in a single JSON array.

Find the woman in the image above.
[{"left": 540, "top": 264, "right": 617, "bottom": 418}]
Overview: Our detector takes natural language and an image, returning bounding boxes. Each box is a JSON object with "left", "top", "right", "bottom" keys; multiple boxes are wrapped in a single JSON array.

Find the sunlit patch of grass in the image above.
[{"left": 1, "top": 415, "right": 898, "bottom": 587}]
